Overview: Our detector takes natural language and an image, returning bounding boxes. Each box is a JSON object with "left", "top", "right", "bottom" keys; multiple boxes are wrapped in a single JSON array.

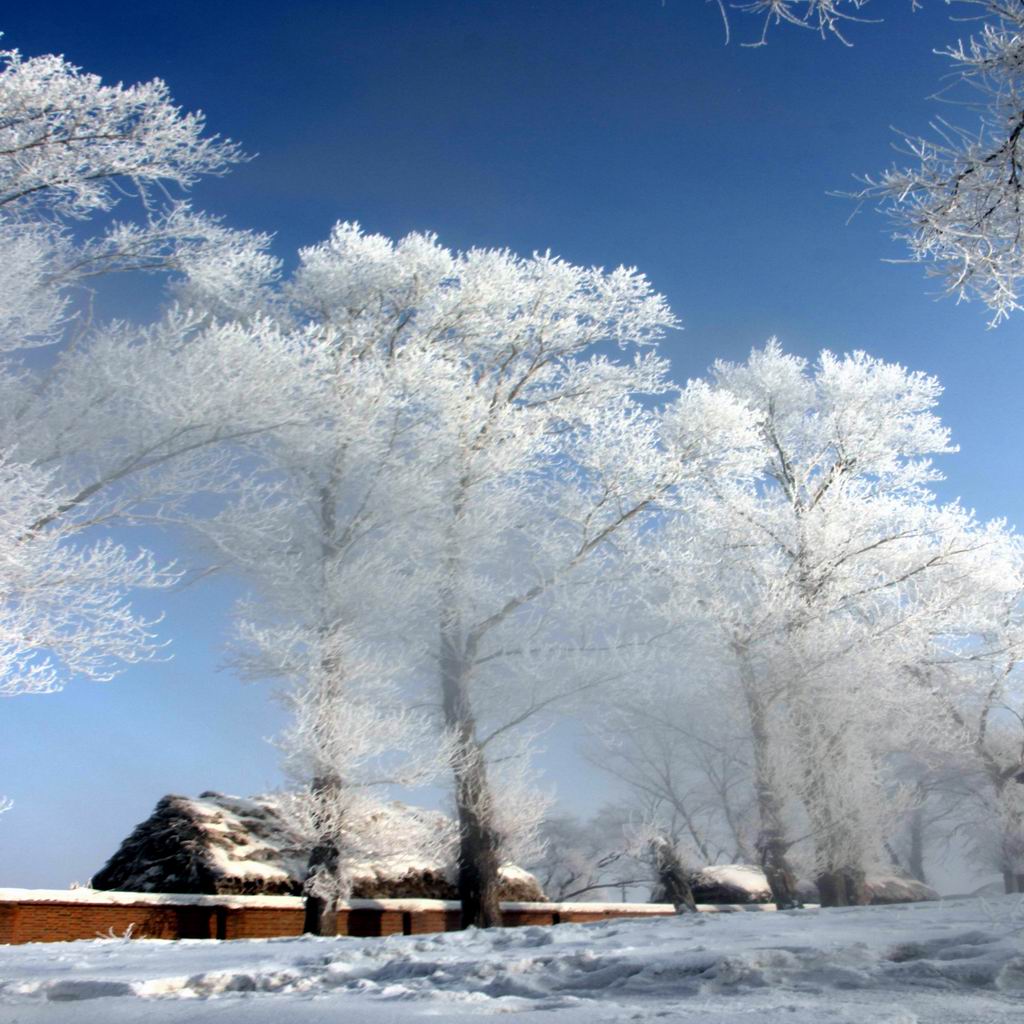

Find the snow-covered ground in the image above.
[{"left": 0, "top": 897, "right": 1022, "bottom": 1023}]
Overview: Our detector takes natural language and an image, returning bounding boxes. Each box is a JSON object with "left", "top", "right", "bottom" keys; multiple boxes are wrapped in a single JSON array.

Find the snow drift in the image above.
[{"left": 0, "top": 897, "right": 1020, "bottom": 1023}]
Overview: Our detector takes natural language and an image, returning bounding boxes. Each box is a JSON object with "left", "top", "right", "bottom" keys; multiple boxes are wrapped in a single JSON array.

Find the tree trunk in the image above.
[
  {"left": 440, "top": 616, "right": 503, "bottom": 928},
  {"left": 650, "top": 838, "right": 697, "bottom": 912},
  {"left": 816, "top": 870, "right": 843, "bottom": 908},
  {"left": 302, "top": 488, "right": 348, "bottom": 937},
  {"left": 301, "top": 772, "right": 344, "bottom": 936},
  {"left": 758, "top": 826, "right": 801, "bottom": 909},
  {"left": 816, "top": 866, "right": 868, "bottom": 907},
  {"left": 737, "top": 648, "right": 802, "bottom": 909},
  {"left": 452, "top": 739, "right": 504, "bottom": 927},
  {"left": 907, "top": 806, "right": 927, "bottom": 884},
  {"left": 789, "top": 700, "right": 867, "bottom": 909},
  {"left": 1003, "top": 869, "right": 1020, "bottom": 894},
  {"left": 302, "top": 839, "right": 341, "bottom": 936}
]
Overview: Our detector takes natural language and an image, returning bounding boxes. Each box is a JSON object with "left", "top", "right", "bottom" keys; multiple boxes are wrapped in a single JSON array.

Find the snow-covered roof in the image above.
[
  {"left": 91, "top": 791, "right": 544, "bottom": 902},
  {"left": 0, "top": 888, "right": 768, "bottom": 915},
  {"left": 689, "top": 863, "right": 939, "bottom": 905},
  {"left": 691, "top": 864, "right": 771, "bottom": 901}
]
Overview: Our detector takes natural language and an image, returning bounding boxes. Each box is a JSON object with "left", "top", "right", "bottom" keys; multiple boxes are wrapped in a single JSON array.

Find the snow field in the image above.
[{"left": 0, "top": 896, "right": 1022, "bottom": 1022}]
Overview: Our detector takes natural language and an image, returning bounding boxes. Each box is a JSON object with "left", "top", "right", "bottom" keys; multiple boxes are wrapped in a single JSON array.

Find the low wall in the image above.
[{"left": 0, "top": 888, "right": 775, "bottom": 945}]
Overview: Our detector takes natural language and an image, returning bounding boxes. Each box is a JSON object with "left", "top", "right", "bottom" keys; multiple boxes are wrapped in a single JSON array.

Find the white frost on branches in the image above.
[
  {"left": 0, "top": 458, "right": 173, "bottom": 695},
  {"left": 859, "top": 2, "right": 1024, "bottom": 324},
  {"left": 721, "top": 1, "right": 884, "bottom": 46},
  {"left": 0, "top": 48, "right": 240, "bottom": 217},
  {"left": 0, "top": 44, "right": 287, "bottom": 700},
  {"left": 600, "top": 340, "right": 1023, "bottom": 901}
]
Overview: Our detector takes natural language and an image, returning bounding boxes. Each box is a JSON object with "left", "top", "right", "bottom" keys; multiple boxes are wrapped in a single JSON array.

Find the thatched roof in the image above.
[{"left": 91, "top": 792, "right": 544, "bottom": 901}]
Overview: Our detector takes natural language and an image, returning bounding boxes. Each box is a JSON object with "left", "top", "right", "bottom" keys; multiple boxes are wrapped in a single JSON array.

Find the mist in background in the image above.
[{"left": 0, "top": 0, "right": 1017, "bottom": 895}]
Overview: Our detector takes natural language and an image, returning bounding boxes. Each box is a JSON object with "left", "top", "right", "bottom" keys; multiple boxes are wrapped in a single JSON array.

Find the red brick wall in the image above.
[
  {"left": 406, "top": 908, "right": 462, "bottom": 934},
  {"left": 223, "top": 906, "right": 304, "bottom": 940},
  {"left": 0, "top": 893, "right": 678, "bottom": 945},
  {"left": 502, "top": 909, "right": 558, "bottom": 927},
  {"left": 0, "top": 901, "right": 211, "bottom": 943},
  {"left": 560, "top": 908, "right": 674, "bottom": 924}
]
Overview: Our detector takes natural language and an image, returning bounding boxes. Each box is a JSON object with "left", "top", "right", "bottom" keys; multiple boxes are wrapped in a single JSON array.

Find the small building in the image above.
[
  {"left": 688, "top": 864, "right": 939, "bottom": 905},
  {"left": 92, "top": 791, "right": 544, "bottom": 901}
]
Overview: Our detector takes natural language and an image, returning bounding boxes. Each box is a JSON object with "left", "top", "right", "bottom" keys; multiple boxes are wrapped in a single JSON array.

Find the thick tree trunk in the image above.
[
  {"left": 650, "top": 839, "right": 697, "bottom": 912},
  {"left": 737, "top": 648, "right": 802, "bottom": 909},
  {"left": 302, "top": 772, "right": 343, "bottom": 936},
  {"left": 440, "top": 615, "right": 503, "bottom": 929},
  {"left": 1003, "top": 868, "right": 1020, "bottom": 894},
  {"left": 758, "top": 826, "right": 801, "bottom": 909},
  {"left": 452, "top": 744, "right": 504, "bottom": 928},
  {"left": 816, "top": 871, "right": 844, "bottom": 907},
  {"left": 789, "top": 703, "right": 867, "bottom": 909},
  {"left": 816, "top": 866, "right": 868, "bottom": 907},
  {"left": 302, "top": 839, "right": 341, "bottom": 936}
]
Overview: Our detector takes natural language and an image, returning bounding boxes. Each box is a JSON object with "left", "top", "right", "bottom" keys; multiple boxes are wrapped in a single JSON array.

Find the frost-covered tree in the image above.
[
  {"left": 708, "top": 2, "right": 1024, "bottom": 324},
  {"left": 903, "top": 573, "right": 1024, "bottom": 891},
  {"left": 0, "top": 44, "right": 291, "bottom": 698},
  {"left": 0, "top": 456, "right": 173, "bottom": 696},
  {"left": 622, "top": 341, "right": 1018, "bottom": 906},
  {"left": 272, "top": 637, "right": 452, "bottom": 933},
  {"left": 528, "top": 807, "right": 652, "bottom": 902},
  {"left": 860, "top": 2, "right": 1024, "bottom": 325},
  {"left": 411, "top": 265, "right": 678, "bottom": 927},
  {"left": 0, "top": 45, "right": 262, "bottom": 343},
  {"left": 2, "top": 310, "right": 302, "bottom": 695},
  {"left": 736, "top": 2, "right": 1024, "bottom": 324},
  {"left": 0, "top": 47, "right": 238, "bottom": 216},
  {"left": 208, "top": 223, "right": 689, "bottom": 927},
  {"left": 197, "top": 259, "right": 455, "bottom": 932}
]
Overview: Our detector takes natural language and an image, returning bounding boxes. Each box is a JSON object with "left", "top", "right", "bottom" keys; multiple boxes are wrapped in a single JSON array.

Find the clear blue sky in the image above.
[{"left": 1, "top": 1, "right": 1020, "bottom": 889}]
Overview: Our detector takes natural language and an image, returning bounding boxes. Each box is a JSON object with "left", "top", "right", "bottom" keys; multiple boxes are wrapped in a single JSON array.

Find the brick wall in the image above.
[
  {"left": 0, "top": 889, "right": 693, "bottom": 945},
  {"left": 222, "top": 905, "right": 304, "bottom": 940}
]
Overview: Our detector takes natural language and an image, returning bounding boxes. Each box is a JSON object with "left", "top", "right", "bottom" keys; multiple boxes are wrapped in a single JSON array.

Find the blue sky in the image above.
[{"left": 2, "top": 0, "right": 1020, "bottom": 888}]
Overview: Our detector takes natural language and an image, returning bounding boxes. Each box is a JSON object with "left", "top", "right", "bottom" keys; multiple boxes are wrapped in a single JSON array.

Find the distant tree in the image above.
[
  {"left": 528, "top": 807, "right": 651, "bottom": 902},
  {"left": 626, "top": 341, "right": 1018, "bottom": 906},
  {"left": 593, "top": 678, "right": 759, "bottom": 869},
  {"left": 905, "top": 578, "right": 1024, "bottom": 892}
]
